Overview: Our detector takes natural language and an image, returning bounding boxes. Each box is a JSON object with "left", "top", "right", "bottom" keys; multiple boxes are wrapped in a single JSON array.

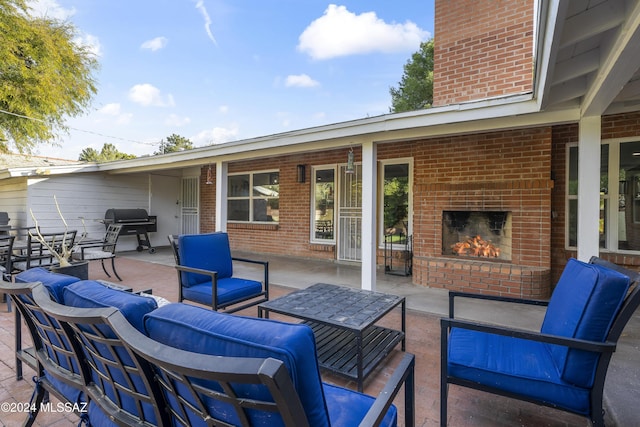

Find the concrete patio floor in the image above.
[{"left": 1, "top": 246, "right": 638, "bottom": 426}]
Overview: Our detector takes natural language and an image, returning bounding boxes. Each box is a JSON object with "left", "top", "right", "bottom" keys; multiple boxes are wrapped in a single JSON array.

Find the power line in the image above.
[{"left": 0, "top": 107, "right": 160, "bottom": 147}]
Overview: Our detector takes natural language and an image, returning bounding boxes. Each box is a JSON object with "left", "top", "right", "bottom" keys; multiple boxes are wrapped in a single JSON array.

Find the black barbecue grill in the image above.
[{"left": 104, "top": 208, "right": 157, "bottom": 253}]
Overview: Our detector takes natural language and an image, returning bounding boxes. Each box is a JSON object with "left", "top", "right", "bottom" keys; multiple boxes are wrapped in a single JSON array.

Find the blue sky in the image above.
[{"left": 29, "top": 1, "right": 433, "bottom": 159}]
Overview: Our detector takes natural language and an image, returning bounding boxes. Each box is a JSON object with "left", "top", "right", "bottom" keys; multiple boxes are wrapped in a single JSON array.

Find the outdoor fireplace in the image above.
[{"left": 442, "top": 211, "right": 512, "bottom": 261}]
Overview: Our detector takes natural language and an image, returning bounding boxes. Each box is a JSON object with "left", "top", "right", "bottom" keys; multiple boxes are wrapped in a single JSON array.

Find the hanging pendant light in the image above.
[
  {"left": 205, "top": 164, "right": 214, "bottom": 185},
  {"left": 346, "top": 148, "right": 355, "bottom": 174}
]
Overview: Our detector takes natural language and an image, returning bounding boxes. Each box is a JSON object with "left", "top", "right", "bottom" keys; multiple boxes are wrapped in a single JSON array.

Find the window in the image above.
[
  {"left": 568, "top": 140, "right": 640, "bottom": 252},
  {"left": 228, "top": 171, "right": 279, "bottom": 222},
  {"left": 311, "top": 167, "right": 335, "bottom": 242},
  {"left": 379, "top": 160, "right": 412, "bottom": 247}
]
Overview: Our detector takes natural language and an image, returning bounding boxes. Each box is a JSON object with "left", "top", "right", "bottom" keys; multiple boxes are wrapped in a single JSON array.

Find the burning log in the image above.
[{"left": 451, "top": 235, "right": 501, "bottom": 258}]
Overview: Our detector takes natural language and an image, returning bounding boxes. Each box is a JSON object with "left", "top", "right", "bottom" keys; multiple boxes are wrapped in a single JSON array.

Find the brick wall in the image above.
[
  {"left": 407, "top": 127, "right": 553, "bottom": 298},
  {"left": 201, "top": 127, "right": 553, "bottom": 298},
  {"left": 199, "top": 148, "right": 358, "bottom": 260},
  {"left": 433, "top": 0, "right": 535, "bottom": 106}
]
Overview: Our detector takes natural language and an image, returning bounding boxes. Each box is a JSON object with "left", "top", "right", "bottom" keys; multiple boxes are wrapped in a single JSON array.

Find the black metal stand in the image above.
[{"left": 384, "top": 233, "right": 412, "bottom": 276}]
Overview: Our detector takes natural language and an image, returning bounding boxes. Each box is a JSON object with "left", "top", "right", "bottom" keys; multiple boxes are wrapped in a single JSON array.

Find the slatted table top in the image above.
[{"left": 258, "top": 282, "right": 404, "bottom": 331}]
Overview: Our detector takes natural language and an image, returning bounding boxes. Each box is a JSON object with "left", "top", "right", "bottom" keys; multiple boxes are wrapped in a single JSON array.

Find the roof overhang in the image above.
[{"left": 99, "top": 96, "right": 580, "bottom": 175}]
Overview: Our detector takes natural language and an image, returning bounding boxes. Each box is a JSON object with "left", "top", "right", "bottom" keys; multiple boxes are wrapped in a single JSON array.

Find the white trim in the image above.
[
  {"left": 577, "top": 116, "right": 602, "bottom": 261},
  {"left": 361, "top": 141, "right": 377, "bottom": 291},
  {"left": 215, "top": 161, "right": 227, "bottom": 232},
  {"left": 309, "top": 165, "right": 337, "bottom": 245},
  {"left": 377, "top": 158, "right": 413, "bottom": 250}
]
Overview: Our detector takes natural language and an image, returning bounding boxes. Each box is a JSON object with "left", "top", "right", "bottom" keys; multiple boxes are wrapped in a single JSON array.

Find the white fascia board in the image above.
[
  {"left": 535, "top": 0, "right": 568, "bottom": 110},
  {"left": 2, "top": 163, "right": 100, "bottom": 178},
  {"left": 99, "top": 95, "right": 581, "bottom": 175}
]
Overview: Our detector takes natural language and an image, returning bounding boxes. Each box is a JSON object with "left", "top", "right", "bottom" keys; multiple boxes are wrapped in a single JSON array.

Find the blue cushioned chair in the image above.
[
  {"left": 169, "top": 232, "right": 269, "bottom": 313},
  {"left": 31, "top": 282, "right": 166, "bottom": 427},
  {"left": 440, "top": 257, "right": 640, "bottom": 427},
  {"left": 10, "top": 268, "right": 81, "bottom": 380},
  {"left": 1, "top": 269, "right": 84, "bottom": 426},
  {"left": 142, "top": 302, "right": 415, "bottom": 427}
]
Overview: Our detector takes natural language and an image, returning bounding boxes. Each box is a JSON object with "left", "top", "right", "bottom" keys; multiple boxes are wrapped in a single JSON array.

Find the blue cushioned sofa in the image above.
[
  {"left": 5, "top": 267, "right": 415, "bottom": 426},
  {"left": 440, "top": 257, "right": 640, "bottom": 426}
]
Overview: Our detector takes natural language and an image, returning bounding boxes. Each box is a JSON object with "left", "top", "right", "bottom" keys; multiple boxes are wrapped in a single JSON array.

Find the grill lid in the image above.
[{"left": 104, "top": 208, "right": 150, "bottom": 223}]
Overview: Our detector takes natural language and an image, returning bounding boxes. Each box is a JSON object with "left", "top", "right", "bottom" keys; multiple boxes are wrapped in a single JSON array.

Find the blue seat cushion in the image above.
[
  {"left": 62, "top": 280, "right": 157, "bottom": 332},
  {"left": 15, "top": 267, "right": 80, "bottom": 303},
  {"left": 43, "top": 373, "right": 85, "bottom": 409},
  {"left": 181, "top": 277, "right": 263, "bottom": 307},
  {"left": 178, "top": 233, "right": 233, "bottom": 286},
  {"left": 541, "top": 258, "right": 630, "bottom": 387},
  {"left": 448, "top": 328, "right": 591, "bottom": 414},
  {"left": 323, "top": 383, "right": 397, "bottom": 427},
  {"left": 144, "top": 303, "right": 331, "bottom": 427}
]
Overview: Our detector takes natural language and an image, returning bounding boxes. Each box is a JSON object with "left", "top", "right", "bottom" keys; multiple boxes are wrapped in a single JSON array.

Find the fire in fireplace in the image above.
[{"left": 442, "top": 211, "right": 512, "bottom": 261}]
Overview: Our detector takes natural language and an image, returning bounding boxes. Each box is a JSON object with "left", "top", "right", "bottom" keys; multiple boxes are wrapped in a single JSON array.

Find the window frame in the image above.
[
  {"left": 310, "top": 165, "right": 337, "bottom": 244},
  {"left": 378, "top": 158, "right": 413, "bottom": 250},
  {"left": 566, "top": 137, "right": 640, "bottom": 254},
  {"left": 227, "top": 169, "right": 279, "bottom": 223}
]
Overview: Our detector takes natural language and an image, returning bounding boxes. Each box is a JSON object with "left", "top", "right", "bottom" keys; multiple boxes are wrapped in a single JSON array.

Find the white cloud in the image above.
[
  {"left": 298, "top": 4, "right": 429, "bottom": 60},
  {"left": 27, "top": 0, "right": 75, "bottom": 20},
  {"left": 192, "top": 125, "right": 238, "bottom": 145},
  {"left": 194, "top": 1, "right": 217, "bottom": 45},
  {"left": 75, "top": 33, "right": 103, "bottom": 57},
  {"left": 96, "top": 103, "right": 132, "bottom": 125},
  {"left": 218, "top": 105, "right": 229, "bottom": 114},
  {"left": 128, "top": 84, "right": 175, "bottom": 107},
  {"left": 165, "top": 114, "right": 191, "bottom": 127},
  {"left": 141, "top": 36, "right": 168, "bottom": 51},
  {"left": 98, "top": 103, "right": 121, "bottom": 116},
  {"left": 285, "top": 74, "right": 320, "bottom": 88}
]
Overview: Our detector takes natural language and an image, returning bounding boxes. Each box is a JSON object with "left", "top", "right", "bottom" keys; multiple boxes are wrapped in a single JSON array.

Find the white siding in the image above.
[
  {"left": 25, "top": 173, "right": 156, "bottom": 252},
  {"left": 0, "top": 177, "right": 28, "bottom": 226}
]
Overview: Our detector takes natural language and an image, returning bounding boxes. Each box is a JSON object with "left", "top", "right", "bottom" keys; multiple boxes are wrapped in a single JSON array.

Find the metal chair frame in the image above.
[
  {"left": 440, "top": 257, "right": 640, "bottom": 427},
  {"left": 74, "top": 224, "right": 124, "bottom": 281}
]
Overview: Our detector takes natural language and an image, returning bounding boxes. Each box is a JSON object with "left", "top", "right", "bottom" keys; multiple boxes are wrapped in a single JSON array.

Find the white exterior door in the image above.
[
  {"left": 181, "top": 177, "right": 199, "bottom": 234},
  {"left": 338, "top": 164, "right": 362, "bottom": 261}
]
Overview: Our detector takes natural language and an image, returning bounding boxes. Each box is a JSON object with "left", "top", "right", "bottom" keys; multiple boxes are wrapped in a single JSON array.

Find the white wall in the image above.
[
  {"left": 149, "top": 174, "right": 181, "bottom": 247},
  {"left": 24, "top": 172, "right": 178, "bottom": 252},
  {"left": 0, "top": 177, "right": 28, "bottom": 227}
]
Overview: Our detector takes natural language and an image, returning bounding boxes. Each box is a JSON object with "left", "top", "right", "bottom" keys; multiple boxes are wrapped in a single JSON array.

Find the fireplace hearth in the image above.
[{"left": 442, "top": 211, "right": 512, "bottom": 261}]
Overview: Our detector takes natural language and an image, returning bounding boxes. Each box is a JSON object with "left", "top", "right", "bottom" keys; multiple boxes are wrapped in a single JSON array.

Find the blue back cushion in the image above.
[
  {"left": 15, "top": 267, "right": 80, "bottom": 303},
  {"left": 178, "top": 233, "right": 233, "bottom": 286},
  {"left": 62, "top": 280, "right": 159, "bottom": 424},
  {"left": 541, "top": 258, "right": 630, "bottom": 387},
  {"left": 144, "top": 303, "right": 330, "bottom": 427},
  {"left": 62, "top": 280, "right": 157, "bottom": 332}
]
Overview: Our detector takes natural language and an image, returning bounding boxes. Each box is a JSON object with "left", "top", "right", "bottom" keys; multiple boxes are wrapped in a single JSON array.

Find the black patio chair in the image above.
[
  {"left": 0, "top": 234, "right": 15, "bottom": 310},
  {"left": 12, "top": 230, "right": 77, "bottom": 271},
  {"left": 1, "top": 280, "right": 87, "bottom": 426},
  {"left": 440, "top": 257, "right": 640, "bottom": 426},
  {"left": 73, "top": 223, "right": 123, "bottom": 280}
]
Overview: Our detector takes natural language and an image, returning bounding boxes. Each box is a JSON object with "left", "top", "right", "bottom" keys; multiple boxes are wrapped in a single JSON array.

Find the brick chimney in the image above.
[{"left": 433, "top": 0, "right": 535, "bottom": 107}]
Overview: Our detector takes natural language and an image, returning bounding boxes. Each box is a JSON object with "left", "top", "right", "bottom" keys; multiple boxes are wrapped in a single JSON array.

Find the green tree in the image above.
[
  {"left": 389, "top": 40, "right": 434, "bottom": 113},
  {"left": 155, "top": 133, "right": 194, "bottom": 155},
  {"left": 78, "top": 143, "right": 136, "bottom": 162},
  {"left": 0, "top": 0, "right": 98, "bottom": 153}
]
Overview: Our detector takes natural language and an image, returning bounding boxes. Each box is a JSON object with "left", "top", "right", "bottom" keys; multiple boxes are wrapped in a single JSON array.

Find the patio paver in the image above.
[{"left": 1, "top": 249, "right": 634, "bottom": 426}]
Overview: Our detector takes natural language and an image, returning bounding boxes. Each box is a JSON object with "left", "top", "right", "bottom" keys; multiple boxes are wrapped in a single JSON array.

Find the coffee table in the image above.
[{"left": 258, "top": 283, "right": 405, "bottom": 392}]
